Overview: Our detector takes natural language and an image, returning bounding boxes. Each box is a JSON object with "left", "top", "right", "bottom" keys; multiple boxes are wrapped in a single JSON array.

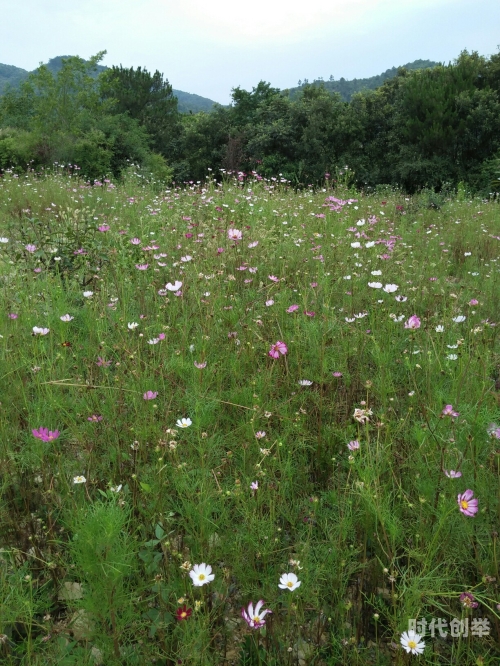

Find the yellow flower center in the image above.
[
  {"left": 180, "top": 611, "right": 187, "bottom": 618},
  {"left": 253, "top": 616, "right": 260, "bottom": 622},
  {"left": 198, "top": 574, "right": 205, "bottom": 580},
  {"left": 408, "top": 640, "right": 417, "bottom": 649},
  {"left": 461, "top": 500, "right": 469, "bottom": 510},
  {"left": 287, "top": 582, "right": 293, "bottom": 587}
]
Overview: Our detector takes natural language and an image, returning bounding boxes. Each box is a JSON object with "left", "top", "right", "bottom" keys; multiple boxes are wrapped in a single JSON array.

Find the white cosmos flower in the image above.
[
  {"left": 148, "top": 338, "right": 160, "bottom": 345},
  {"left": 446, "top": 354, "right": 458, "bottom": 360},
  {"left": 452, "top": 315, "right": 466, "bottom": 323},
  {"left": 176, "top": 417, "right": 192, "bottom": 428},
  {"left": 73, "top": 475, "right": 86, "bottom": 484},
  {"left": 83, "top": 291, "right": 93, "bottom": 298},
  {"left": 128, "top": 322, "right": 139, "bottom": 330},
  {"left": 400, "top": 630, "right": 425, "bottom": 655},
  {"left": 0, "top": 237, "right": 9, "bottom": 243},
  {"left": 189, "top": 563, "right": 215, "bottom": 586},
  {"left": 365, "top": 241, "right": 375, "bottom": 248},
  {"left": 60, "top": 314, "right": 74, "bottom": 322},
  {"left": 350, "top": 242, "right": 361, "bottom": 248},
  {"left": 298, "top": 379, "right": 313, "bottom": 386},
  {"left": 395, "top": 295, "right": 407, "bottom": 302},
  {"left": 180, "top": 255, "right": 192, "bottom": 262},
  {"left": 368, "top": 282, "right": 383, "bottom": 288},
  {"left": 343, "top": 275, "right": 351, "bottom": 280},
  {"left": 278, "top": 572, "right": 301, "bottom": 591},
  {"left": 241, "top": 600, "right": 272, "bottom": 628},
  {"left": 383, "top": 284, "right": 398, "bottom": 293},
  {"left": 371, "top": 270, "right": 382, "bottom": 275},
  {"left": 166, "top": 280, "right": 182, "bottom": 291},
  {"left": 345, "top": 317, "right": 355, "bottom": 323},
  {"left": 33, "top": 326, "right": 50, "bottom": 335},
  {"left": 110, "top": 484, "right": 123, "bottom": 492},
  {"left": 435, "top": 325, "right": 445, "bottom": 332}
]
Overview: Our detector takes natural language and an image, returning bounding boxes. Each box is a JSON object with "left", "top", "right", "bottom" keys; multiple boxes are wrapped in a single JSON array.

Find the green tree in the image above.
[{"left": 100, "top": 65, "right": 180, "bottom": 156}]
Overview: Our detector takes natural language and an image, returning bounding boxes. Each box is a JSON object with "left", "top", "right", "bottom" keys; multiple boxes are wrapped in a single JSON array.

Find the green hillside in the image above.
[
  {"left": 289, "top": 59, "right": 439, "bottom": 101},
  {"left": 0, "top": 57, "right": 217, "bottom": 113}
]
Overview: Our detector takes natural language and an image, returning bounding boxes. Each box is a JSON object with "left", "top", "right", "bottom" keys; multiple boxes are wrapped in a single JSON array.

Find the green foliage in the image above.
[
  {"left": 0, "top": 172, "right": 499, "bottom": 664},
  {"left": 100, "top": 64, "right": 180, "bottom": 156}
]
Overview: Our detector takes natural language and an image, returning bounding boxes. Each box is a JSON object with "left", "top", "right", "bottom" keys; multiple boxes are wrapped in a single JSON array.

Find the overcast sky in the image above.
[{"left": 1, "top": 0, "right": 499, "bottom": 103}]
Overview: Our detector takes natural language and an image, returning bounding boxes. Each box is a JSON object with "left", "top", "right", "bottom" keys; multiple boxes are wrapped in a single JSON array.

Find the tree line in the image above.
[{"left": 1, "top": 49, "right": 499, "bottom": 193}]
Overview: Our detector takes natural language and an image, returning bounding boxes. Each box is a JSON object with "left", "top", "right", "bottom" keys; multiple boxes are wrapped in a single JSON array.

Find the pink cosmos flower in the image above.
[
  {"left": 332, "top": 371, "right": 343, "bottom": 377},
  {"left": 25, "top": 244, "right": 37, "bottom": 253},
  {"left": 268, "top": 275, "right": 279, "bottom": 282},
  {"left": 457, "top": 490, "right": 478, "bottom": 517},
  {"left": 250, "top": 481, "right": 258, "bottom": 493},
  {"left": 442, "top": 404, "right": 459, "bottom": 418},
  {"left": 404, "top": 315, "right": 421, "bottom": 329},
  {"left": 348, "top": 440, "right": 360, "bottom": 451},
  {"left": 460, "top": 592, "right": 479, "bottom": 608},
  {"left": 8, "top": 313, "right": 18, "bottom": 319},
  {"left": 286, "top": 304, "right": 299, "bottom": 313},
  {"left": 130, "top": 238, "right": 141, "bottom": 245},
  {"left": 248, "top": 241, "right": 259, "bottom": 248},
  {"left": 255, "top": 431, "right": 266, "bottom": 439},
  {"left": 98, "top": 225, "right": 110, "bottom": 232},
  {"left": 194, "top": 361, "right": 207, "bottom": 369},
  {"left": 96, "top": 356, "right": 112, "bottom": 367},
  {"left": 87, "top": 414, "right": 103, "bottom": 422},
  {"left": 228, "top": 228, "right": 242, "bottom": 241},
  {"left": 487, "top": 424, "right": 500, "bottom": 439},
  {"left": 241, "top": 600, "right": 272, "bottom": 629},
  {"left": 217, "top": 247, "right": 224, "bottom": 254},
  {"left": 265, "top": 299, "right": 274, "bottom": 307},
  {"left": 135, "top": 264, "right": 149, "bottom": 270},
  {"left": 143, "top": 391, "right": 158, "bottom": 400},
  {"left": 32, "top": 427, "right": 60, "bottom": 442},
  {"left": 444, "top": 470, "right": 462, "bottom": 478},
  {"left": 469, "top": 299, "right": 478, "bottom": 306},
  {"left": 304, "top": 310, "right": 315, "bottom": 317},
  {"left": 268, "top": 341, "right": 288, "bottom": 359}
]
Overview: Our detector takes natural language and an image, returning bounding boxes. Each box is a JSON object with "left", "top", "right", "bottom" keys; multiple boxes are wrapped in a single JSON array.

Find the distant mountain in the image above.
[
  {"left": 0, "top": 57, "right": 217, "bottom": 113},
  {"left": 288, "top": 59, "right": 440, "bottom": 101}
]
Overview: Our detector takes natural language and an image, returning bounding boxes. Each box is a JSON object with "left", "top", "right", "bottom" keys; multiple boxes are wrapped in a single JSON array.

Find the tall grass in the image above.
[{"left": 0, "top": 168, "right": 499, "bottom": 665}]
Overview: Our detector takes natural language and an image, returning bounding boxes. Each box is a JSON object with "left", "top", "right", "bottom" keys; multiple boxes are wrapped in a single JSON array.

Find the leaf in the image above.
[
  {"left": 139, "top": 482, "right": 152, "bottom": 493},
  {"left": 155, "top": 524, "right": 165, "bottom": 540}
]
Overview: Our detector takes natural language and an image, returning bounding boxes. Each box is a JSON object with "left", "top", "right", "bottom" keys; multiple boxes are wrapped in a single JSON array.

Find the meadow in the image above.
[{"left": 0, "top": 168, "right": 499, "bottom": 665}]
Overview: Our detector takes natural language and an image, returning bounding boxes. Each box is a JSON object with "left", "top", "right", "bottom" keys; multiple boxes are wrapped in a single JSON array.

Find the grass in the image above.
[{"left": 0, "top": 167, "right": 499, "bottom": 665}]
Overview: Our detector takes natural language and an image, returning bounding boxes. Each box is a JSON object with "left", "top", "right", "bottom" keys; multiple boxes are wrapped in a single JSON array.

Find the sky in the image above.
[{"left": 1, "top": 0, "right": 499, "bottom": 104}]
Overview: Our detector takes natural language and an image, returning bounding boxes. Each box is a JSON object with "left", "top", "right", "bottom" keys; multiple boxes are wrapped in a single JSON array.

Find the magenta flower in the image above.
[
  {"left": 8, "top": 313, "right": 18, "bottom": 319},
  {"left": 457, "top": 490, "right": 478, "bottom": 517},
  {"left": 460, "top": 592, "right": 479, "bottom": 608},
  {"left": 332, "top": 371, "right": 343, "bottom": 377},
  {"left": 87, "top": 414, "right": 103, "bottom": 422},
  {"left": 304, "top": 310, "right": 315, "bottom": 317},
  {"left": 444, "top": 470, "right": 462, "bottom": 478},
  {"left": 442, "top": 404, "right": 459, "bottom": 417},
  {"left": 217, "top": 247, "right": 224, "bottom": 254},
  {"left": 469, "top": 299, "right": 478, "bottom": 306},
  {"left": 96, "top": 356, "right": 112, "bottom": 367},
  {"left": 404, "top": 315, "right": 421, "bottom": 329},
  {"left": 98, "top": 225, "right": 110, "bottom": 232},
  {"left": 241, "top": 600, "right": 272, "bottom": 629},
  {"left": 348, "top": 440, "right": 360, "bottom": 451},
  {"left": 25, "top": 244, "right": 37, "bottom": 253},
  {"left": 130, "top": 238, "right": 141, "bottom": 245},
  {"left": 32, "top": 427, "right": 60, "bottom": 442},
  {"left": 143, "top": 391, "right": 158, "bottom": 400},
  {"left": 268, "top": 341, "right": 288, "bottom": 359},
  {"left": 250, "top": 481, "right": 258, "bottom": 493},
  {"left": 286, "top": 304, "right": 299, "bottom": 313}
]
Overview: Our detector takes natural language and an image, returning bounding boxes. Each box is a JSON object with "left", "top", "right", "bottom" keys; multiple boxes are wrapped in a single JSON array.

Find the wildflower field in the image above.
[{"left": 0, "top": 169, "right": 499, "bottom": 665}]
